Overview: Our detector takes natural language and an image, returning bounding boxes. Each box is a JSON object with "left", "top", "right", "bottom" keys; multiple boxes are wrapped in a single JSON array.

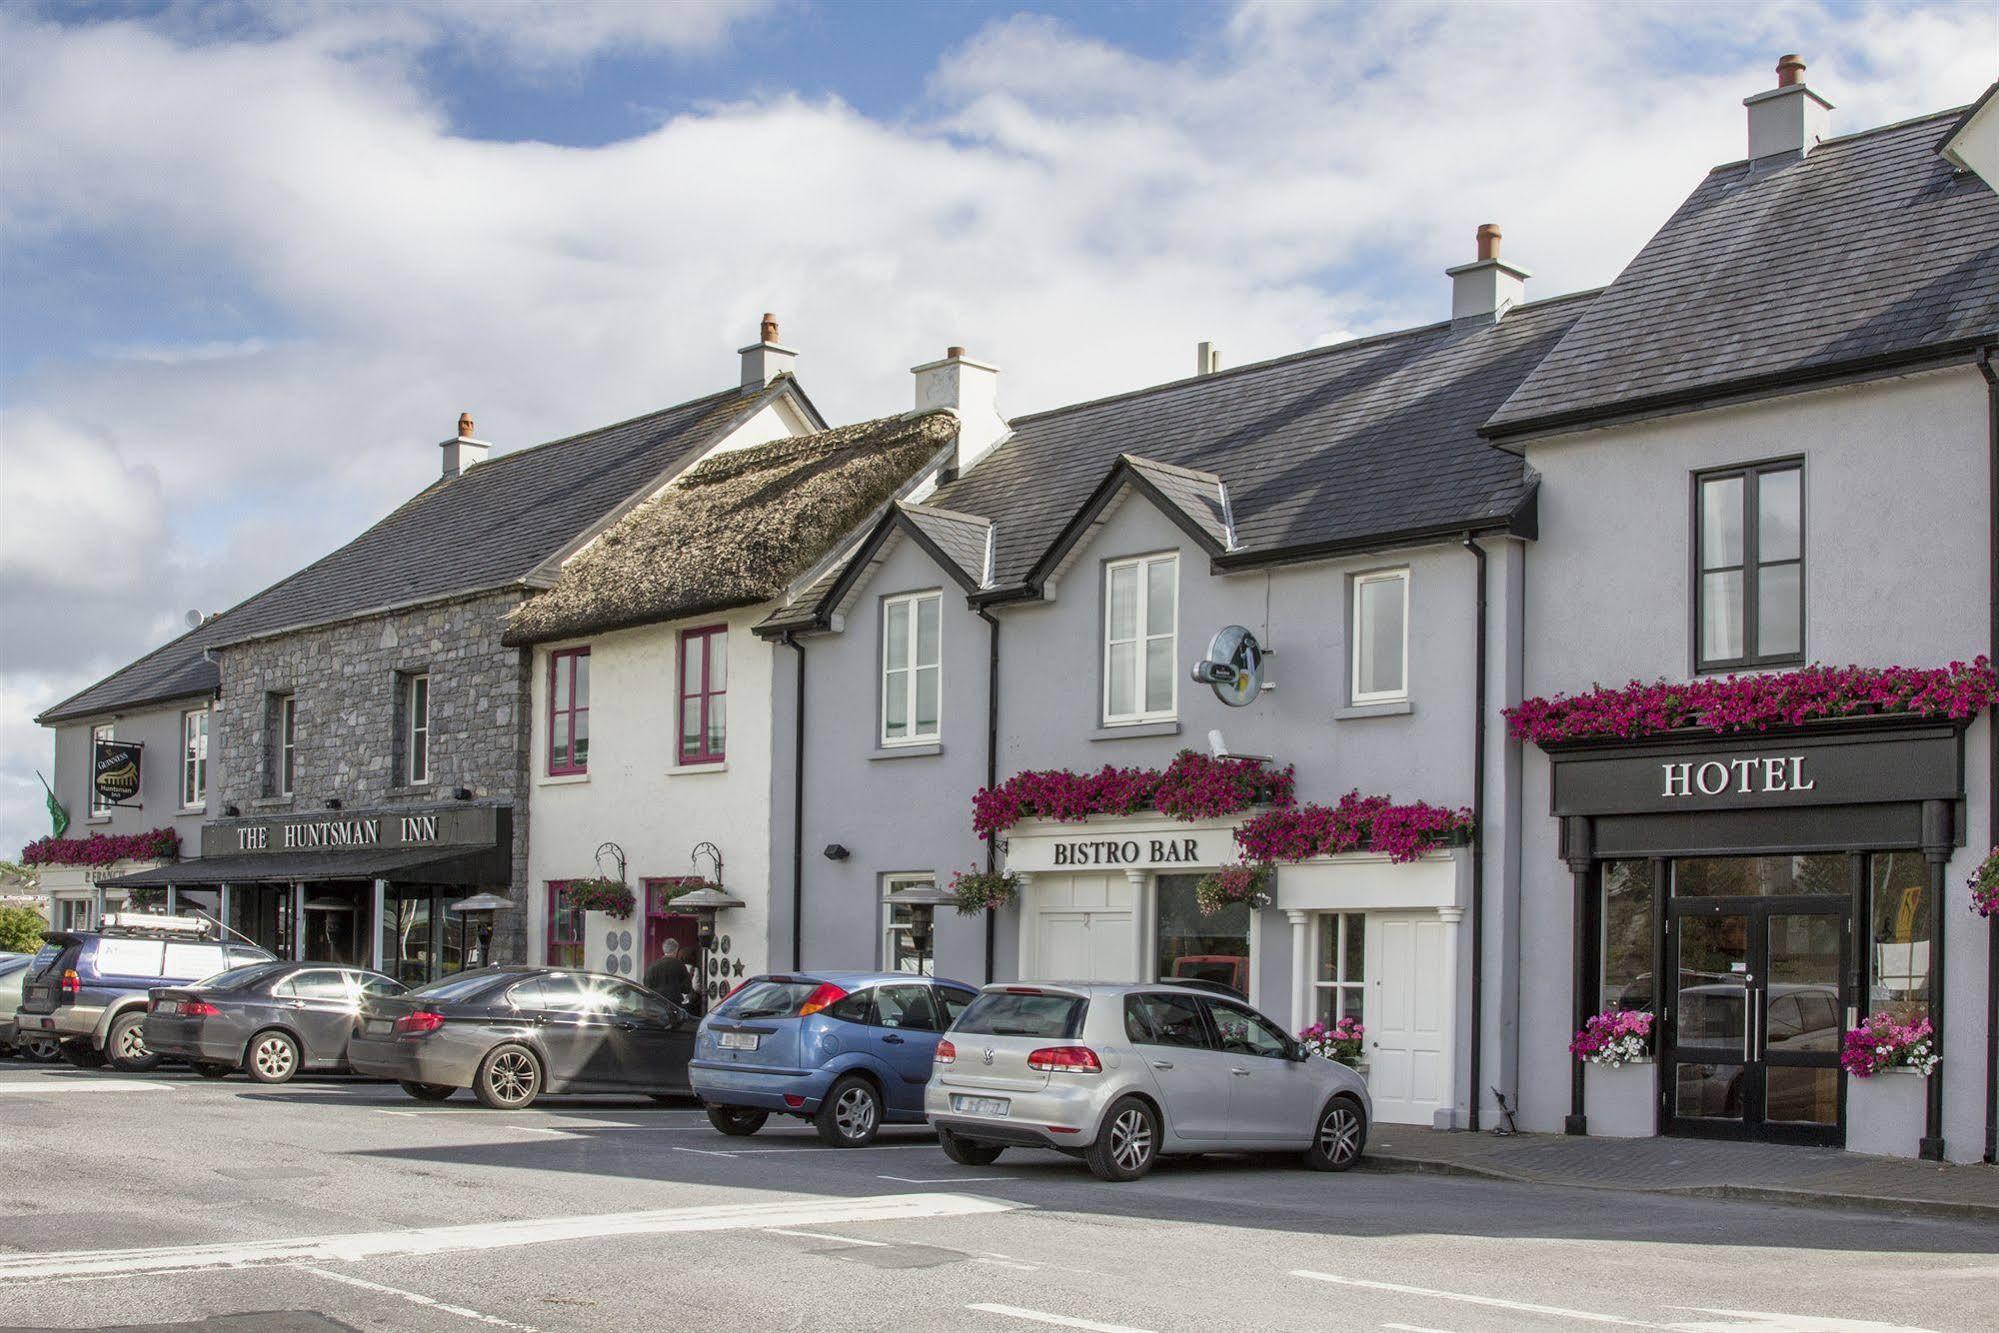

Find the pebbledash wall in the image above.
[
  {"left": 1516, "top": 366, "right": 1994, "bottom": 1161},
  {"left": 211, "top": 589, "right": 534, "bottom": 959}
]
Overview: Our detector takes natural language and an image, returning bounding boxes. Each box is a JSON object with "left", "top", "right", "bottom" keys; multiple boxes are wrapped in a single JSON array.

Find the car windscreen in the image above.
[
  {"left": 951, "top": 990, "right": 1088, "bottom": 1039},
  {"left": 406, "top": 971, "right": 511, "bottom": 1003},
  {"left": 710, "top": 978, "right": 822, "bottom": 1020},
  {"left": 200, "top": 963, "right": 292, "bottom": 993}
]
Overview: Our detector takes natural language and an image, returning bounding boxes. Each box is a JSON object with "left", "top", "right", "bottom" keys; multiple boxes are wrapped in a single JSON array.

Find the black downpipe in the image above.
[
  {"left": 977, "top": 606, "right": 1002, "bottom": 983},
  {"left": 1462, "top": 536, "right": 1488, "bottom": 1134},
  {"left": 784, "top": 632, "right": 806, "bottom": 971},
  {"left": 1979, "top": 349, "right": 1998, "bottom": 1165}
]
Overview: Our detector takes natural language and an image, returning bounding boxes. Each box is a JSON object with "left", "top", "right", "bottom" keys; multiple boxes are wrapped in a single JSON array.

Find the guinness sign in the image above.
[{"left": 93, "top": 740, "right": 143, "bottom": 807}]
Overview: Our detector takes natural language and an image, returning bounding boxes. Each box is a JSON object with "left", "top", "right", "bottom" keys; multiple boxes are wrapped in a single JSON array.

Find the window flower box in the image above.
[{"left": 1846, "top": 1067, "right": 1928, "bottom": 1158}]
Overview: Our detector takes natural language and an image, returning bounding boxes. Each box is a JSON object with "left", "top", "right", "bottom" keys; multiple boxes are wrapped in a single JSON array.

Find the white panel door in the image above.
[
  {"left": 1028, "top": 874, "right": 1135, "bottom": 983},
  {"left": 1365, "top": 913, "right": 1452, "bottom": 1126}
]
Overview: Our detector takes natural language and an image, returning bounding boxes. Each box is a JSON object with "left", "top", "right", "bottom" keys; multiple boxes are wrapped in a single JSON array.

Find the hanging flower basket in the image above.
[
  {"left": 1841, "top": 1013, "right": 1939, "bottom": 1078},
  {"left": 564, "top": 878, "right": 635, "bottom": 919},
  {"left": 950, "top": 868, "right": 1021, "bottom": 916},
  {"left": 1970, "top": 847, "right": 1999, "bottom": 918},
  {"left": 1193, "top": 863, "right": 1271, "bottom": 915},
  {"left": 1298, "top": 1017, "right": 1364, "bottom": 1067},
  {"left": 1570, "top": 1009, "right": 1654, "bottom": 1067}
]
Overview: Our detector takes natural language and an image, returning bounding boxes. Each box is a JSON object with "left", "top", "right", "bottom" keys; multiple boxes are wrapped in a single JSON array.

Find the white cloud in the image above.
[{"left": 0, "top": 1, "right": 1991, "bottom": 855}]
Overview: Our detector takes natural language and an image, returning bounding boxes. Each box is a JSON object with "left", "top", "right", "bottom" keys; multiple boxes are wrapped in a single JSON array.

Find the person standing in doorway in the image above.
[{"left": 644, "top": 939, "right": 692, "bottom": 1010}]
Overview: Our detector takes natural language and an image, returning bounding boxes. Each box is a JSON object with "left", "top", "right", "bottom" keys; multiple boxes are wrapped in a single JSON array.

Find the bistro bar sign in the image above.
[
  {"left": 200, "top": 803, "right": 502, "bottom": 859},
  {"left": 1006, "top": 824, "right": 1240, "bottom": 874}
]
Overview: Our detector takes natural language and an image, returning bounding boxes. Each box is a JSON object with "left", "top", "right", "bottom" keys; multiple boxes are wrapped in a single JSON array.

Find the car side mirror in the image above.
[{"left": 1288, "top": 1041, "right": 1312, "bottom": 1063}]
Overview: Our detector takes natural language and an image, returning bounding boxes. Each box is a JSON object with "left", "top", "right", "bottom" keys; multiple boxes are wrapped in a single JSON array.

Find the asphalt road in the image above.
[{"left": 0, "top": 1063, "right": 1992, "bottom": 1333}]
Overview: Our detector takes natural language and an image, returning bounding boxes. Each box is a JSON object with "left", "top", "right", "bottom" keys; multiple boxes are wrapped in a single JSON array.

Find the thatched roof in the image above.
[{"left": 505, "top": 412, "right": 958, "bottom": 645}]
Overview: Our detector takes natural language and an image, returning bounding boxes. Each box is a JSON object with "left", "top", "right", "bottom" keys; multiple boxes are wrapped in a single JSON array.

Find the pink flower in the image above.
[
  {"left": 1236, "top": 792, "right": 1471, "bottom": 865},
  {"left": 20, "top": 827, "right": 180, "bottom": 868},
  {"left": 973, "top": 751, "right": 1294, "bottom": 840}
]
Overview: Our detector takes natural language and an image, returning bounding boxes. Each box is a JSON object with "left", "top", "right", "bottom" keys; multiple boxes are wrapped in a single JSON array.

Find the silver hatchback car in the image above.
[{"left": 924, "top": 982, "right": 1371, "bottom": 1181}]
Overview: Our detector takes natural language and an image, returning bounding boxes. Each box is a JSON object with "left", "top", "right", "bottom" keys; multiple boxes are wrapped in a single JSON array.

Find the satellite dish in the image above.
[
  {"left": 1190, "top": 625, "right": 1263, "bottom": 707},
  {"left": 184, "top": 610, "right": 204, "bottom": 629}
]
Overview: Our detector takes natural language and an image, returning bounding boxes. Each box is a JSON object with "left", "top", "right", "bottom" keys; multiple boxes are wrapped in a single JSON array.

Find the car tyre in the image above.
[
  {"left": 1303, "top": 1094, "right": 1367, "bottom": 1172},
  {"left": 192, "top": 1061, "right": 233, "bottom": 1080},
  {"left": 937, "top": 1125, "right": 1005, "bottom": 1167},
  {"left": 473, "top": 1043, "right": 543, "bottom": 1110},
  {"left": 245, "top": 1029, "right": 301, "bottom": 1084},
  {"left": 1086, "top": 1096, "right": 1160, "bottom": 1182},
  {"left": 20, "top": 1034, "right": 62, "bottom": 1063},
  {"left": 107, "top": 1012, "right": 162, "bottom": 1073},
  {"left": 706, "top": 1105, "right": 769, "bottom": 1137},
  {"left": 399, "top": 1080, "right": 455, "bottom": 1102},
  {"left": 814, "top": 1075, "right": 882, "bottom": 1147}
]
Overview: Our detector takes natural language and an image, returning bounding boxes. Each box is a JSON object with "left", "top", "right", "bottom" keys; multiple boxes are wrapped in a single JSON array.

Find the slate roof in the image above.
[
  {"left": 899, "top": 504, "right": 993, "bottom": 589},
  {"left": 1118, "top": 456, "right": 1235, "bottom": 554},
  {"left": 39, "top": 381, "right": 792, "bottom": 724},
  {"left": 1486, "top": 107, "right": 1999, "bottom": 438}
]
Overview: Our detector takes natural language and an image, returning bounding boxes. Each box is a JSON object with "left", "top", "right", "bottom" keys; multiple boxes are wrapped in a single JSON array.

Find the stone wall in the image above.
[{"left": 211, "top": 589, "right": 532, "bottom": 960}]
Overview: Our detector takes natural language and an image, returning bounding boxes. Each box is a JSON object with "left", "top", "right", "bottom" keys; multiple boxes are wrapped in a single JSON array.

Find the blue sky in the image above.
[{"left": 0, "top": 0, "right": 1992, "bottom": 858}]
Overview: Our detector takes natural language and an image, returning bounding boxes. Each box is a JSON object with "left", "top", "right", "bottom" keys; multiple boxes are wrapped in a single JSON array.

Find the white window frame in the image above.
[
  {"left": 277, "top": 695, "right": 297, "bottom": 797},
  {"left": 1102, "top": 553, "right": 1178, "bottom": 725},
  {"left": 1312, "top": 911, "right": 1367, "bottom": 1025},
  {"left": 407, "top": 674, "right": 431, "bottom": 785},
  {"left": 1350, "top": 568, "right": 1410, "bottom": 706},
  {"left": 181, "top": 708, "right": 208, "bottom": 810},
  {"left": 880, "top": 591, "right": 943, "bottom": 746},
  {"left": 89, "top": 723, "right": 115, "bottom": 817},
  {"left": 881, "top": 874, "right": 935, "bottom": 976}
]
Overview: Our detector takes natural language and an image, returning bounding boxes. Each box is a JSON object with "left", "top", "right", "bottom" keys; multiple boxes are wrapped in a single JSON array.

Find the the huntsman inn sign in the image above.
[{"left": 200, "top": 805, "right": 501, "bottom": 858}]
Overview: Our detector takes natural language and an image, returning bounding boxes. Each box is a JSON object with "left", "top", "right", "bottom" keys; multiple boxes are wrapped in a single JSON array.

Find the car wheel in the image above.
[
  {"left": 399, "top": 1080, "right": 455, "bottom": 1102},
  {"left": 21, "top": 1035, "right": 62, "bottom": 1063},
  {"left": 814, "top": 1075, "right": 882, "bottom": 1147},
  {"left": 106, "top": 1013, "right": 163, "bottom": 1073},
  {"left": 245, "top": 1030, "right": 301, "bottom": 1084},
  {"left": 192, "top": 1061, "right": 233, "bottom": 1080},
  {"left": 706, "top": 1105, "right": 769, "bottom": 1137},
  {"left": 1303, "top": 1094, "right": 1367, "bottom": 1172},
  {"left": 1085, "top": 1096, "right": 1159, "bottom": 1182},
  {"left": 473, "top": 1043, "right": 542, "bottom": 1110},
  {"left": 937, "top": 1125, "right": 1006, "bottom": 1166}
]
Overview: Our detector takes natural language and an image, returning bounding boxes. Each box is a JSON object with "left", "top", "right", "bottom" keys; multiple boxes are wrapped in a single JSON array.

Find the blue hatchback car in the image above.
[{"left": 690, "top": 971, "right": 978, "bottom": 1146}]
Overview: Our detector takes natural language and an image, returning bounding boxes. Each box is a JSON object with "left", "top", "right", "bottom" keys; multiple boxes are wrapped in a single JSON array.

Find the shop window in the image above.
[
  {"left": 545, "top": 882, "right": 585, "bottom": 968},
  {"left": 1350, "top": 569, "right": 1409, "bottom": 705},
  {"left": 548, "top": 648, "right": 590, "bottom": 775},
  {"left": 1156, "top": 873, "right": 1247, "bottom": 994},
  {"left": 402, "top": 673, "right": 431, "bottom": 786},
  {"left": 882, "top": 875, "right": 935, "bottom": 975},
  {"left": 1868, "top": 851, "right": 1930, "bottom": 1023},
  {"left": 881, "top": 592, "right": 941, "bottom": 745},
  {"left": 90, "top": 723, "right": 115, "bottom": 816},
  {"left": 1314, "top": 913, "right": 1366, "bottom": 1025},
  {"left": 677, "top": 627, "right": 727, "bottom": 765},
  {"left": 1104, "top": 554, "right": 1177, "bottom": 724},
  {"left": 56, "top": 899, "right": 93, "bottom": 932},
  {"left": 1695, "top": 461, "right": 1803, "bottom": 671},
  {"left": 181, "top": 708, "right": 208, "bottom": 810},
  {"left": 1601, "top": 860, "right": 1654, "bottom": 1010},
  {"left": 264, "top": 694, "right": 296, "bottom": 797}
]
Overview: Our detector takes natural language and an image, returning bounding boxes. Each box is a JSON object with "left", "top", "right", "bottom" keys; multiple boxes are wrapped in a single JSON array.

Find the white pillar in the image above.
[
  {"left": 1126, "top": 870, "right": 1150, "bottom": 983},
  {"left": 1438, "top": 905, "right": 1465, "bottom": 1130},
  {"left": 292, "top": 882, "right": 307, "bottom": 960},
  {"left": 166, "top": 886, "right": 179, "bottom": 915},
  {"left": 1013, "top": 872, "right": 1034, "bottom": 980},
  {"left": 1287, "top": 910, "right": 1312, "bottom": 1030},
  {"left": 218, "top": 883, "right": 231, "bottom": 938},
  {"left": 371, "top": 880, "right": 388, "bottom": 973}
]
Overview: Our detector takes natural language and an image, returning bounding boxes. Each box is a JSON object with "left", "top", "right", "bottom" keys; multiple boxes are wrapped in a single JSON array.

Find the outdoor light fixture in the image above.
[
  {"left": 453, "top": 786, "right": 473, "bottom": 801},
  {"left": 446, "top": 892, "right": 512, "bottom": 971},
  {"left": 223, "top": 804, "right": 240, "bottom": 818},
  {"left": 325, "top": 797, "right": 343, "bottom": 810},
  {"left": 823, "top": 843, "right": 849, "bottom": 861},
  {"left": 884, "top": 880, "right": 955, "bottom": 966},
  {"left": 672, "top": 842, "right": 742, "bottom": 950}
]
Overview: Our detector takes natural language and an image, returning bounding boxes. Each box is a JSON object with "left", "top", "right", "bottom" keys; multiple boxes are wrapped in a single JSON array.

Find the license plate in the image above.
[
  {"left": 952, "top": 1095, "right": 1010, "bottom": 1117},
  {"left": 365, "top": 1019, "right": 392, "bottom": 1035},
  {"left": 156, "top": 1001, "right": 178, "bottom": 1015},
  {"left": 39, "top": 1018, "right": 54, "bottom": 1030},
  {"left": 718, "top": 1031, "right": 759, "bottom": 1051}
]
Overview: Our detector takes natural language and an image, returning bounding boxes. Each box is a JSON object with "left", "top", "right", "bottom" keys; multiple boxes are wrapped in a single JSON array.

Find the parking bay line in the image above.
[
  {"left": 0, "top": 1079, "right": 172, "bottom": 1095},
  {"left": 301, "top": 1266, "right": 542, "bottom": 1332},
  {"left": 1290, "top": 1271, "right": 1669, "bottom": 1329},
  {"left": 966, "top": 1303, "right": 1156, "bottom": 1333},
  {"left": 0, "top": 1192, "right": 1017, "bottom": 1282}
]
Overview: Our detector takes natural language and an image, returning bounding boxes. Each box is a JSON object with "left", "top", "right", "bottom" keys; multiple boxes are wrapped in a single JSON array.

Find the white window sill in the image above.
[
  {"left": 388, "top": 784, "right": 434, "bottom": 798},
  {"left": 539, "top": 772, "right": 590, "bottom": 787},
  {"left": 1091, "top": 720, "right": 1181, "bottom": 741},
  {"left": 1336, "top": 700, "right": 1413, "bottom": 720},
  {"left": 871, "top": 742, "right": 943, "bottom": 761},
  {"left": 250, "top": 796, "right": 294, "bottom": 810},
  {"left": 669, "top": 762, "right": 729, "bottom": 777},
  {"left": 180, "top": 805, "right": 206, "bottom": 815},
  {"left": 86, "top": 815, "right": 113, "bottom": 825}
]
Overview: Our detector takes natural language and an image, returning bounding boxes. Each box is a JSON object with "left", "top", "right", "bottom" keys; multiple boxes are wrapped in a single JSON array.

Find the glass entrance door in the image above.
[{"left": 1666, "top": 896, "right": 1846, "bottom": 1146}]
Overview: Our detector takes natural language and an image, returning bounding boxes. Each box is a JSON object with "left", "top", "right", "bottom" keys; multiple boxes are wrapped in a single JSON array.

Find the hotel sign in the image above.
[{"left": 200, "top": 804, "right": 502, "bottom": 859}]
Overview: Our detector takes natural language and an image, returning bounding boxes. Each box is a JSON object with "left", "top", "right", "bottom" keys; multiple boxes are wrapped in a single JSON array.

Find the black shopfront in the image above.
[
  {"left": 105, "top": 804, "right": 513, "bottom": 986},
  {"left": 1548, "top": 717, "right": 1964, "bottom": 1154}
]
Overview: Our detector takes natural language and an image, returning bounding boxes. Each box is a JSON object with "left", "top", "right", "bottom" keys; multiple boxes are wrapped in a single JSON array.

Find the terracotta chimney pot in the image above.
[
  {"left": 457, "top": 412, "right": 474, "bottom": 438},
  {"left": 1476, "top": 224, "right": 1502, "bottom": 263},
  {"left": 760, "top": 312, "right": 780, "bottom": 344},
  {"left": 946, "top": 346, "right": 966, "bottom": 360},
  {"left": 1776, "top": 54, "right": 1806, "bottom": 87}
]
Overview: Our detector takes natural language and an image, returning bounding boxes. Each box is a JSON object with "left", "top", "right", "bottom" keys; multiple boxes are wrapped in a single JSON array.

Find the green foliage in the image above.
[{"left": 0, "top": 905, "right": 47, "bottom": 953}]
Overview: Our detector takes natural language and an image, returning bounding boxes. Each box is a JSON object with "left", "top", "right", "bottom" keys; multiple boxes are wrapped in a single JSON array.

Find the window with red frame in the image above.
[
  {"left": 546, "top": 882, "right": 585, "bottom": 968},
  {"left": 548, "top": 648, "right": 590, "bottom": 774},
  {"left": 677, "top": 626, "right": 727, "bottom": 764}
]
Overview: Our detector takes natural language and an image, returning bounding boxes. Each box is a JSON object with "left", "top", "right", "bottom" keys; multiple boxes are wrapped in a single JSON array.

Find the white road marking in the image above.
[
  {"left": 1383, "top": 1325, "right": 1459, "bottom": 1333},
  {"left": 725, "top": 1143, "right": 940, "bottom": 1154},
  {"left": 0, "top": 1193, "right": 1016, "bottom": 1282},
  {"left": 966, "top": 1304, "right": 1156, "bottom": 1333},
  {"left": 1294, "top": 1276, "right": 1938, "bottom": 1333},
  {"left": 1291, "top": 1271, "right": 1664, "bottom": 1328},
  {"left": 1668, "top": 1312, "right": 1940, "bottom": 1333},
  {"left": 880, "top": 1174, "right": 1008, "bottom": 1184},
  {"left": 301, "top": 1266, "right": 542, "bottom": 1331},
  {"left": 764, "top": 1228, "right": 893, "bottom": 1247},
  {"left": 0, "top": 1079, "right": 172, "bottom": 1095},
  {"left": 501, "top": 1125, "right": 568, "bottom": 1136},
  {"left": 974, "top": 1258, "right": 1040, "bottom": 1271},
  {"left": 671, "top": 1146, "right": 739, "bottom": 1157}
]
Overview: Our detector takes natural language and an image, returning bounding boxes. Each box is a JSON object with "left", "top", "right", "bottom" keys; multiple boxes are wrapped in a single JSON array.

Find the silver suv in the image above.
[{"left": 924, "top": 982, "right": 1371, "bottom": 1182}]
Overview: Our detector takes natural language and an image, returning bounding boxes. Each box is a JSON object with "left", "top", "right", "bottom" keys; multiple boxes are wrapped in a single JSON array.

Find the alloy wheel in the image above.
[
  {"left": 23, "top": 1036, "right": 61, "bottom": 1062},
  {"left": 253, "top": 1036, "right": 296, "bottom": 1081},
  {"left": 1318, "top": 1105, "right": 1362, "bottom": 1165},
  {"left": 117, "top": 1023, "right": 149, "bottom": 1062},
  {"left": 833, "top": 1086, "right": 877, "bottom": 1141},
  {"left": 488, "top": 1049, "right": 536, "bottom": 1105},
  {"left": 1110, "top": 1107, "right": 1152, "bottom": 1172}
]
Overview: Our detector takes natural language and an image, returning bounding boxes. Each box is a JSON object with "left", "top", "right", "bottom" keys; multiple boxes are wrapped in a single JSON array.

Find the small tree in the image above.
[{"left": 0, "top": 905, "right": 46, "bottom": 953}]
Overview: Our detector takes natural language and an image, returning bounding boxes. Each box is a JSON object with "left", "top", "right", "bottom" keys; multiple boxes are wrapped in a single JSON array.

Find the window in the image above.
[
  {"left": 882, "top": 875, "right": 935, "bottom": 975},
  {"left": 1351, "top": 569, "right": 1409, "bottom": 704},
  {"left": 548, "top": 648, "right": 590, "bottom": 775},
  {"left": 56, "top": 899, "right": 93, "bottom": 932},
  {"left": 405, "top": 674, "right": 431, "bottom": 785},
  {"left": 1104, "top": 553, "right": 1177, "bottom": 723},
  {"left": 873, "top": 984, "right": 941, "bottom": 1032},
  {"left": 1156, "top": 873, "right": 1248, "bottom": 994},
  {"left": 1869, "top": 852, "right": 1929, "bottom": 1023},
  {"left": 1601, "top": 861, "right": 1655, "bottom": 1011},
  {"left": 1125, "top": 992, "right": 1213, "bottom": 1049},
  {"left": 90, "top": 723, "right": 115, "bottom": 816},
  {"left": 181, "top": 709, "right": 208, "bottom": 809},
  {"left": 278, "top": 970, "right": 353, "bottom": 1001},
  {"left": 677, "top": 627, "right": 727, "bottom": 764},
  {"left": 881, "top": 592, "right": 941, "bottom": 745},
  {"left": 1696, "top": 461, "right": 1802, "bottom": 670},
  {"left": 1205, "top": 997, "right": 1291, "bottom": 1059},
  {"left": 265, "top": 694, "right": 296, "bottom": 797},
  {"left": 545, "top": 883, "right": 585, "bottom": 968},
  {"left": 1314, "top": 913, "right": 1366, "bottom": 1026}
]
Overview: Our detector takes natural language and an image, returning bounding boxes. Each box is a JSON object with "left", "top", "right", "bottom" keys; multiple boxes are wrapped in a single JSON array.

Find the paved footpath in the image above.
[{"left": 0, "top": 1065, "right": 1994, "bottom": 1332}]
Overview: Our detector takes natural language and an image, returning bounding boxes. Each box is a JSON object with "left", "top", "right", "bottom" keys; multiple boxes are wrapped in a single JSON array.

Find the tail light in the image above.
[
  {"left": 60, "top": 969, "right": 80, "bottom": 996},
  {"left": 1027, "top": 1045, "right": 1102, "bottom": 1073},
  {"left": 181, "top": 1000, "right": 221, "bottom": 1018},
  {"left": 798, "top": 982, "right": 847, "bottom": 1017},
  {"left": 935, "top": 1039, "right": 957, "bottom": 1064},
  {"left": 393, "top": 1010, "right": 446, "bottom": 1036}
]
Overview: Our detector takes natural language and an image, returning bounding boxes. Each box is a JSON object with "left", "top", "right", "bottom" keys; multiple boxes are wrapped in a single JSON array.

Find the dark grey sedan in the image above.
[{"left": 145, "top": 962, "right": 407, "bottom": 1083}]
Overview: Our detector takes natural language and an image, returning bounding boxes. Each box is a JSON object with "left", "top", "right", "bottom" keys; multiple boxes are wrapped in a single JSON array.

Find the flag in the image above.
[{"left": 37, "top": 772, "right": 68, "bottom": 839}]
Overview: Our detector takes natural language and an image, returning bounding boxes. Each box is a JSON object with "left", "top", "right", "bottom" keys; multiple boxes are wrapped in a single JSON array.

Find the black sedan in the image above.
[
  {"left": 145, "top": 962, "right": 408, "bottom": 1084},
  {"left": 348, "top": 966, "right": 696, "bottom": 1109}
]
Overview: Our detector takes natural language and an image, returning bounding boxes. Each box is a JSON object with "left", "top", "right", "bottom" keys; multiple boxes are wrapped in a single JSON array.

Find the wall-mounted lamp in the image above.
[
  {"left": 223, "top": 804, "right": 241, "bottom": 818},
  {"left": 325, "top": 797, "right": 343, "bottom": 810},
  {"left": 823, "top": 843, "right": 849, "bottom": 861},
  {"left": 884, "top": 881, "right": 955, "bottom": 966},
  {"left": 452, "top": 786, "right": 473, "bottom": 801}
]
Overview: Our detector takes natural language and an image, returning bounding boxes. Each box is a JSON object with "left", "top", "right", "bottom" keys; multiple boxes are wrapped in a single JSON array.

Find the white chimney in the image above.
[
  {"left": 1196, "top": 341, "right": 1221, "bottom": 376},
  {"left": 440, "top": 412, "right": 489, "bottom": 479},
  {"left": 1445, "top": 223, "right": 1529, "bottom": 324},
  {"left": 738, "top": 311, "right": 798, "bottom": 389},
  {"left": 1745, "top": 54, "right": 1832, "bottom": 161},
  {"left": 911, "top": 345, "right": 1008, "bottom": 476}
]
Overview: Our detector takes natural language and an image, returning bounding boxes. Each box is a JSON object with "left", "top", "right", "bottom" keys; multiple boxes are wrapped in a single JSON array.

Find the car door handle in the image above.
[
  {"left": 1151, "top": 1060, "right": 1174, "bottom": 1070},
  {"left": 618, "top": 1021, "right": 638, "bottom": 1031},
  {"left": 881, "top": 1034, "right": 905, "bottom": 1045},
  {"left": 1231, "top": 1068, "right": 1251, "bottom": 1077}
]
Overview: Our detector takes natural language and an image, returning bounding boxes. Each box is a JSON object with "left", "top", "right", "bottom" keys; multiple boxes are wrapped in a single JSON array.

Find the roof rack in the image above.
[{"left": 98, "top": 912, "right": 218, "bottom": 940}]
